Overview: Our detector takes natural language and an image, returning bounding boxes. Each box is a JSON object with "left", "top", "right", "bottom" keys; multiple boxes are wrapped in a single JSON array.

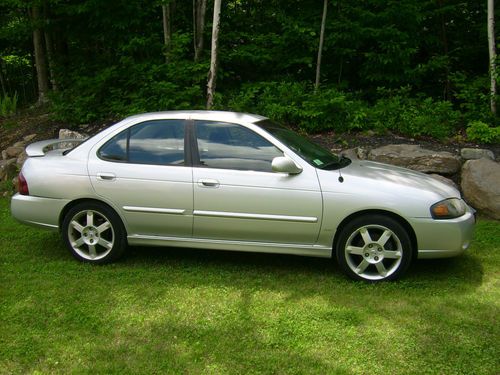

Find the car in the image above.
[{"left": 11, "top": 111, "right": 475, "bottom": 281}]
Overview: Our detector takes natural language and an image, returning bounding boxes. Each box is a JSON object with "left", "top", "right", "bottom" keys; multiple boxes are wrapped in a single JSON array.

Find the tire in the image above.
[
  {"left": 335, "top": 214, "right": 413, "bottom": 281},
  {"left": 62, "top": 202, "right": 127, "bottom": 264}
]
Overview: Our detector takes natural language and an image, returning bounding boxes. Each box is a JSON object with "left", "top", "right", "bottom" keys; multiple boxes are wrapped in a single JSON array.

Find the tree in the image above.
[
  {"left": 315, "top": 0, "right": 328, "bottom": 91},
  {"left": 162, "top": 2, "right": 172, "bottom": 63},
  {"left": 30, "top": 5, "right": 50, "bottom": 105},
  {"left": 206, "top": 0, "right": 221, "bottom": 109},
  {"left": 193, "top": 0, "right": 207, "bottom": 61},
  {"left": 488, "top": 0, "right": 496, "bottom": 115}
]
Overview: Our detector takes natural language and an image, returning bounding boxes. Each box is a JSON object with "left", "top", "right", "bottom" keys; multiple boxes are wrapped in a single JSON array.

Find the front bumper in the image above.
[
  {"left": 410, "top": 208, "right": 475, "bottom": 259},
  {"left": 10, "top": 194, "right": 70, "bottom": 231}
]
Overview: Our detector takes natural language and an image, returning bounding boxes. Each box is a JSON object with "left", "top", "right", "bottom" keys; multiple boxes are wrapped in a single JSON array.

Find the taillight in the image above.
[{"left": 18, "top": 172, "right": 29, "bottom": 195}]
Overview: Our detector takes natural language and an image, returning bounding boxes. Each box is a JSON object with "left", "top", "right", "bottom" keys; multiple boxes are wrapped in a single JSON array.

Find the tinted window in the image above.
[
  {"left": 98, "top": 120, "right": 185, "bottom": 165},
  {"left": 195, "top": 121, "right": 282, "bottom": 172}
]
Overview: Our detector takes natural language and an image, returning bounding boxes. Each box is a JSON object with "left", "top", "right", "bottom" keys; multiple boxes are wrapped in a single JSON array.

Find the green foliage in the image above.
[
  {"left": 369, "top": 89, "right": 461, "bottom": 139},
  {"left": 0, "top": 92, "right": 18, "bottom": 116},
  {"left": 466, "top": 121, "right": 500, "bottom": 144}
]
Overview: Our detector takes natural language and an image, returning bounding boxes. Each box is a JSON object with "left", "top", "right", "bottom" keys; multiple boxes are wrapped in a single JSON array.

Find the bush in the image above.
[{"left": 466, "top": 121, "right": 500, "bottom": 144}]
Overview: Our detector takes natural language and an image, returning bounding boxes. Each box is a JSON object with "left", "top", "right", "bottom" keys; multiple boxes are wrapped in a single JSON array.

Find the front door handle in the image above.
[
  {"left": 97, "top": 173, "right": 116, "bottom": 181},
  {"left": 198, "top": 178, "right": 220, "bottom": 188}
]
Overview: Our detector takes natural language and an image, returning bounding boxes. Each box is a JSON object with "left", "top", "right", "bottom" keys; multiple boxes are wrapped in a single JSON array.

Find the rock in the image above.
[
  {"left": 0, "top": 158, "right": 17, "bottom": 182},
  {"left": 59, "top": 129, "right": 87, "bottom": 140},
  {"left": 13, "top": 141, "right": 26, "bottom": 148},
  {"left": 23, "top": 134, "right": 37, "bottom": 143},
  {"left": 1, "top": 150, "right": 7, "bottom": 160},
  {"left": 428, "top": 174, "right": 459, "bottom": 191},
  {"left": 356, "top": 147, "right": 368, "bottom": 160},
  {"left": 460, "top": 148, "right": 495, "bottom": 161},
  {"left": 461, "top": 159, "right": 500, "bottom": 219},
  {"left": 341, "top": 147, "right": 368, "bottom": 160},
  {"left": 16, "top": 151, "right": 28, "bottom": 168},
  {"left": 12, "top": 176, "right": 18, "bottom": 191},
  {"left": 340, "top": 148, "right": 358, "bottom": 160},
  {"left": 368, "top": 144, "right": 461, "bottom": 174},
  {"left": 5, "top": 146, "right": 24, "bottom": 159}
]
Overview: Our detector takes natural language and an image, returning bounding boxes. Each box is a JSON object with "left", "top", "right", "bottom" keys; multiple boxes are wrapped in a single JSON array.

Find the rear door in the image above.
[{"left": 87, "top": 119, "right": 193, "bottom": 238}]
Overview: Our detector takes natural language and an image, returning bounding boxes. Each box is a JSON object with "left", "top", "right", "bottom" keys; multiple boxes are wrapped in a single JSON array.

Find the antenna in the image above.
[{"left": 338, "top": 168, "right": 344, "bottom": 183}]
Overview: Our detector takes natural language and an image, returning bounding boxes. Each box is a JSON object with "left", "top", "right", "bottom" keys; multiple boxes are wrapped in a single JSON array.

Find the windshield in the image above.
[{"left": 257, "top": 120, "right": 350, "bottom": 170}]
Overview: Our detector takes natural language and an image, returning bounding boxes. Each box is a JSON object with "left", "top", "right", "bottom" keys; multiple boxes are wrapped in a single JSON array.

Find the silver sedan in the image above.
[{"left": 11, "top": 111, "right": 475, "bottom": 281}]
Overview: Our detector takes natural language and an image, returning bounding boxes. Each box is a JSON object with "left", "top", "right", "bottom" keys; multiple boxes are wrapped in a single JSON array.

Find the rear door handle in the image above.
[
  {"left": 97, "top": 173, "right": 116, "bottom": 181},
  {"left": 198, "top": 179, "right": 220, "bottom": 188}
]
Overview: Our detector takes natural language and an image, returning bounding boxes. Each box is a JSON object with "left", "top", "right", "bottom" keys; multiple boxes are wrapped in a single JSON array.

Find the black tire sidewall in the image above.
[
  {"left": 62, "top": 202, "right": 127, "bottom": 264},
  {"left": 335, "top": 215, "right": 413, "bottom": 281}
]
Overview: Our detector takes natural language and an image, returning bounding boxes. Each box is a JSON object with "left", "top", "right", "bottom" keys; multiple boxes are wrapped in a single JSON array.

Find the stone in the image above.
[
  {"left": 13, "top": 141, "right": 26, "bottom": 148},
  {"left": 58, "top": 128, "right": 87, "bottom": 140},
  {"left": 340, "top": 148, "right": 358, "bottom": 160},
  {"left": 461, "top": 159, "right": 500, "bottom": 220},
  {"left": 428, "top": 174, "right": 459, "bottom": 191},
  {"left": 1, "top": 150, "right": 7, "bottom": 160},
  {"left": 23, "top": 134, "right": 37, "bottom": 143},
  {"left": 460, "top": 148, "right": 495, "bottom": 161},
  {"left": 356, "top": 147, "right": 368, "bottom": 160},
  {"left": 12, "top": 176, "right": 18, "bottom": 191},
  {"left": 368, "top": 144, "right": 461, "bottom": 174},
  {"left": 5, "top": 146, "right": 24, "bottom": 159},
  {"left": 0, "top": 158, "right": 17, "bottom": 182},
  {"left": 16, "top": 151, "right": 28, "bottom": 168}
]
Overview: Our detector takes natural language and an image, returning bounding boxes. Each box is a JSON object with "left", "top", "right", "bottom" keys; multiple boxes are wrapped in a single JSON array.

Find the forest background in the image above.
[{"left": 1, "top": 0, "right": 499, "bottom": 144}]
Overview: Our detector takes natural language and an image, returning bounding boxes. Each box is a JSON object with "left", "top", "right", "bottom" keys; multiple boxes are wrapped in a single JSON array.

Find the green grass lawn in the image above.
[{"left": 1, "top": 197, "right": 499, "bottom": 374}]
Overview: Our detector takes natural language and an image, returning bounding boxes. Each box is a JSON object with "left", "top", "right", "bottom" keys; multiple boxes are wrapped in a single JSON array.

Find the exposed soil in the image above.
[{"left": 1, "top": 110, "right": 499, "bottom": 159}]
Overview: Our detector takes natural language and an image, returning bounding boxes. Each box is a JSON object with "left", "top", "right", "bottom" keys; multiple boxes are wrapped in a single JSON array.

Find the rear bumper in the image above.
[
  {"left": 410, "top": 209, "right": 475, "bottom": 259},
  {"left": 10, "top": 194, "right": 70, "bottom": 231}
]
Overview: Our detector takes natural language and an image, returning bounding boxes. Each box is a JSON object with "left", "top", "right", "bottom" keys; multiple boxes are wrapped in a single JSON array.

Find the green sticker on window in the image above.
[{"left": 313, "top": 159, "right": 323, "bottom": 166}]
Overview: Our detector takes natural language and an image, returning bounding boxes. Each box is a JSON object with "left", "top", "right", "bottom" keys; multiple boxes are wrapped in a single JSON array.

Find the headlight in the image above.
[{"left": 430, "top": 198, "right": 466, "bottom": 219}]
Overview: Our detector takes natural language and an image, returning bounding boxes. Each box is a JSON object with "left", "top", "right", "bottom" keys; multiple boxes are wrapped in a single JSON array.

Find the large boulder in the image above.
[
  {"left": 59, "top": 129, "right": 87, "bottom": 140},
  {"left": 461, "top": 159, "right": 500, "bottom": 219},
  {"left": 5, "top": 146, "right": 24, "bottom": 159},
  {"left": 368, "top": 144, "right": 461, "bottom": 174}
]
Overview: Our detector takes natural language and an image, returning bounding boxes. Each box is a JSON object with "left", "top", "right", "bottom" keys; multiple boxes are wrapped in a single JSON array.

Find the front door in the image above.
[{"left": 192, "top": 120, "right": 322, "bottom": 245}]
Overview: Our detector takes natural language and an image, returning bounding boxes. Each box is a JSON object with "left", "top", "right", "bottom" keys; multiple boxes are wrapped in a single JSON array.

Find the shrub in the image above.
[
  {"left": 0, "top": 92, "right": 18, "bottom": 117},
  {"left": 466, "top": 121, "right": 500, "bottom": 144}
]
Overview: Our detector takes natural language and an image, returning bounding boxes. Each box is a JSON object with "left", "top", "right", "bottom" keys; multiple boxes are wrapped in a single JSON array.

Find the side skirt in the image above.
[{"left": 127, "top": 234, "right": 333, "bottom": 258}]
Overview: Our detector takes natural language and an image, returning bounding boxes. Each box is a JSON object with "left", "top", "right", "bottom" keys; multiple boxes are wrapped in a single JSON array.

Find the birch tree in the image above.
[
  {"left": 206, "top": 0, "right": 221, "bottom": 109},
  {"left": 488, "top": 0, "right": 497, "bottom": 115},
  {"left": 315, "top": 0, "right": 328, "bottom": 92}
]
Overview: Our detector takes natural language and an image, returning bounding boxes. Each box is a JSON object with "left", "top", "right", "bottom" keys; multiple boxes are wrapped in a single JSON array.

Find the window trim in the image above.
[{"left": 97, "top": 119, "right": 190, "bottom": 167}]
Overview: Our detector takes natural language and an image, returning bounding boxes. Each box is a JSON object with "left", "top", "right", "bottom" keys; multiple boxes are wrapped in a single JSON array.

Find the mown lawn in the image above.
[{"left": 0, "top": 197, "right": 499, "bottom": 374}]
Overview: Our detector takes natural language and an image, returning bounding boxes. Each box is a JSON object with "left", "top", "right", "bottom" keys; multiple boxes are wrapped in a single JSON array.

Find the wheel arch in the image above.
[
  {"left": 59, "top": 198, "right": 128, "bottom": 236},
  {"left": 332, "top": 209, "right": 418, "bottom": 258}
]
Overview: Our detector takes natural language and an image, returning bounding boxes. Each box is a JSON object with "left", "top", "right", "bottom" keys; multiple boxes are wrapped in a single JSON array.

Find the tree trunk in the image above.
[
  {"left": 193, "top": 0, "right": 207, "bottom": 61},
  {"left": 43, "top": 1, "right": 57, "bottom": 91},
  {"left": 206, "top": 0, "right": 221, "bottom": 109},
  {"left": 0, "top": 59, "right": 6, "bottom": 97},
  {"left": 162, "top": 3, "right": 172, "bottom": 63},
  {"left": 438, "top": 0, "right": 451, "bottom": 101},
  {"left": 31, "top": 6, "right": 50, "bottom": 105},
  {"left": 315, "top": 0, "right": 328, "bottom": 92},
  {"left": 488, "top": 0, "right": 497, "bottom": 115}
]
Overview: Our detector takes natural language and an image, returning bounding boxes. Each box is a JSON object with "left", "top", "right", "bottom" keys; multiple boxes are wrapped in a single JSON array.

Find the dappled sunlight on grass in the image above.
[{"left": 1, "top": 198, "right": 498, "bottom": 374}]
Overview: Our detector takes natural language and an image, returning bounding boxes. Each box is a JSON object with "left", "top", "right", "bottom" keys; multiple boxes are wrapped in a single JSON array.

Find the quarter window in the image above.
[
  {"left": 98, "top": 120, "right": 185, "bottom": 165},
  {"left": 195, "top": 121, "right": 282, "bottom": 172}
]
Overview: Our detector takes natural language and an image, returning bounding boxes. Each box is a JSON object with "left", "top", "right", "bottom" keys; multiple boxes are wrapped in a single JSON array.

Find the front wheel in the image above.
[
  {"left": 62, "top": 202, "right": 127, "bottom": 263},
  {"left": 335, "top": 215, "right": 413, "bottom": 281}
]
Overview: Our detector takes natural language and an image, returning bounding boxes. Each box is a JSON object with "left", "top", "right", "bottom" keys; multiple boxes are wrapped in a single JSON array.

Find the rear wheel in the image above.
[
  {"left": 62, "top": 202, "right": 127, "bottom": 263},
  {"left": 335, "top": 215, "right": 413, "bottom": 281}
]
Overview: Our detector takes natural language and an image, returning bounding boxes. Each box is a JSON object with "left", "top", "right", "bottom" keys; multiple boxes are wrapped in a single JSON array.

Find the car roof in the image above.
[{"left": 124, "top": 110, "right": 268, "bottom": 124}]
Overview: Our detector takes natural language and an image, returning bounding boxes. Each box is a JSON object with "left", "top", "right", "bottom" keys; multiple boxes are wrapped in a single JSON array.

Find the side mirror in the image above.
[{"left": 272, "top": 156, "right": 303, "bottom": 174}]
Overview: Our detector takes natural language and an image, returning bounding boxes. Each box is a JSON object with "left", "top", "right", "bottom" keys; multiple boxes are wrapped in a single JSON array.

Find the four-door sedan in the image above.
[{"left": 11, "top": 111, "right": 475, "bottom": 281}]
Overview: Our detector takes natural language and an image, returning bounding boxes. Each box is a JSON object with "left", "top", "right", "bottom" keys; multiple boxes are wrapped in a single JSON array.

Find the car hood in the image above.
[{"left": 318, "top": 159, "right": 460, "bottom": 199}]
